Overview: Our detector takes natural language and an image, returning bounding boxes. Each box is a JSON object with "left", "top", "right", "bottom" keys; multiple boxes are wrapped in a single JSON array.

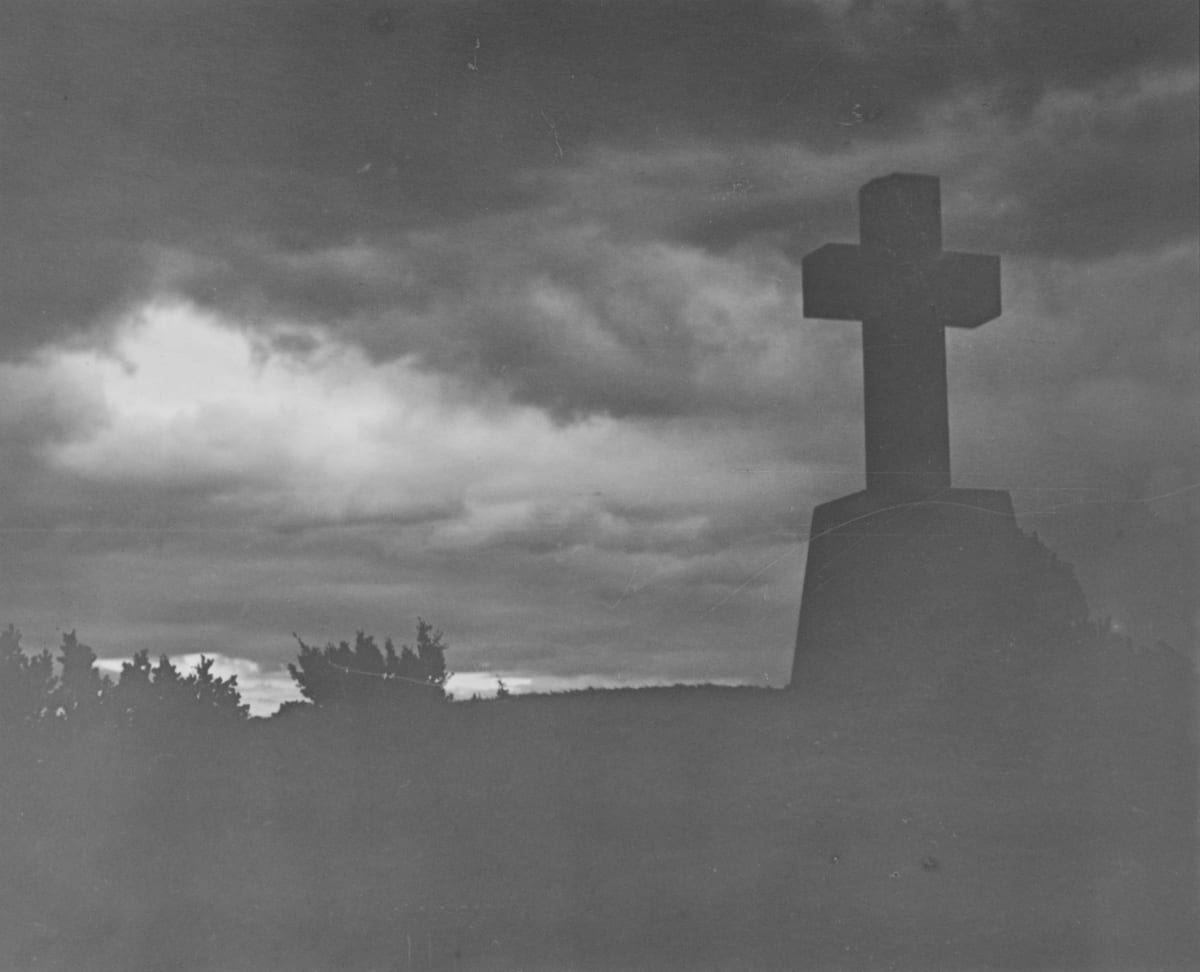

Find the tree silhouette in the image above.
[
  {"left": 109, "top": 650, "right": 248, "bottom": 728},
  {"left": 288, "top": 619, "right": 449, "bottom": 708},
  {"left": 51, "top": 631, "right": 109, "bottom": 727},
  {"left": 187, "top": 655, "right": 250, "bottom": 720},
  {"left": 0, "top": 624, "right": 55, "bottom": 731}
]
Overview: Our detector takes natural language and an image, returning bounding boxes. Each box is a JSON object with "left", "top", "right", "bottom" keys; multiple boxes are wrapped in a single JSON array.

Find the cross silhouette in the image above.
[{"left": 802, "top": 174, "right": 1001, "bottom": 495}]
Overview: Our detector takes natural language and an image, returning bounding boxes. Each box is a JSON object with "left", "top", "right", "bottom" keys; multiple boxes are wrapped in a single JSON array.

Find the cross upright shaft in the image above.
[{"left": 801, "top": 174, "right": 1001, "bottom": 495}]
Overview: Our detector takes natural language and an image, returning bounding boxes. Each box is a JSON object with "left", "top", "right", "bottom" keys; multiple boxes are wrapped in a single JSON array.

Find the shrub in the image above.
[{"left": 288, "top": 619, "right": 449, "bottom": 708}]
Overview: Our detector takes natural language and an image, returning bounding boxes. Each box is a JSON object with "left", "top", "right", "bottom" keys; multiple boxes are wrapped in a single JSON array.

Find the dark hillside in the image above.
[{"left": 2, "top": 642, "right": 1194, "bottom": 972}]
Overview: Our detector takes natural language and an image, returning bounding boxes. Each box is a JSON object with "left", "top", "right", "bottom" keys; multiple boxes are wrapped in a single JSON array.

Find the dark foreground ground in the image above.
[{"left": 2, "top": 651, "right": 1196, "bottom": 972}]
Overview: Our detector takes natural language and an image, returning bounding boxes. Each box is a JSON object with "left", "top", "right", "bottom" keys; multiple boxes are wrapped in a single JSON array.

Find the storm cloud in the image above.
[{"left": 2, "top": 1, "right": 1196, "bottom": 709}]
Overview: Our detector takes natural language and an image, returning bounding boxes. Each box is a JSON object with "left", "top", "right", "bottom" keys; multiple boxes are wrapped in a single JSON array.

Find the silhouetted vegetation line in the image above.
[
  {"left": 1, "top": 566, "right": 1196, "bottom": 970},
  {"left": 0, "top": 623, "right": 55, "bottom": 731},
  {"left": 288, "top": 618, "right": 449, "bottom": 709},
  {"left": 1, "top": 624, "right": 249, "bottom": 740}
]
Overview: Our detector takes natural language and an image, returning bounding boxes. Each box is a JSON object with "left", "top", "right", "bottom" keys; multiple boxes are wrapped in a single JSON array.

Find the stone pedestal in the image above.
[{"left": 790, "top": 488, "right": 1033, "bottom": 699}]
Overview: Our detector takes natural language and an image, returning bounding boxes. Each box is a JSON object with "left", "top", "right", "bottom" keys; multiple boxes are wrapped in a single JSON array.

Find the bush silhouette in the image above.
[
  {"left": 109, "top": 650, "right": 249, "bottom": 728},
  {"left": 51, "top": 631, "right": 110, "bottom": 730},
  {"left": 0, "top": 624, "right": 55, "bottom": 731},
  {"left": 288, "top": 618, "right": 449, "bottom": 708},
  {"left": 0, "top": 627, "right": 248, "bottom": 735}
]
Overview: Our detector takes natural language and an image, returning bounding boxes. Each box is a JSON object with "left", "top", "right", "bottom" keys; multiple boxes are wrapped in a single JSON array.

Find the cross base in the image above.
[{"left": 789, "top": 487, "right": 1064, "bottom": 701}]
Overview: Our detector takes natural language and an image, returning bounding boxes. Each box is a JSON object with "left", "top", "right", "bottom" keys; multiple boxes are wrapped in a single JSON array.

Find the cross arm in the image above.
[{"left": 802, "top": 244, "right": 1000, "bottom": 328}]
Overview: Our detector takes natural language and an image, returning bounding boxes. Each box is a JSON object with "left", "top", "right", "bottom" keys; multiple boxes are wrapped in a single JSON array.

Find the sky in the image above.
[{"left": 2, "top": 0, "right": 1197, "bottom": 714}]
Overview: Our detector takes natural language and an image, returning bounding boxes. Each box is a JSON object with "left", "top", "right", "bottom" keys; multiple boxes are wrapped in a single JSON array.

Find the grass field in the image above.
[{"left": 3, "top": 650, "right": 1195, "bottom": 972}]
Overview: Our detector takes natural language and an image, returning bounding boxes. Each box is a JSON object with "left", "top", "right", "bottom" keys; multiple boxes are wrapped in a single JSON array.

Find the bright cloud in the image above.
[
  {"left": 1, "top": 299, "right": 823, "bottom": 694},
  {"left": 40, "top": 300, "right": 823, "bottom": 537}
]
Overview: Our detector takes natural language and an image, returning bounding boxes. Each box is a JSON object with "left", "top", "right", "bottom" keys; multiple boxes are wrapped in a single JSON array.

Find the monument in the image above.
[{"left": 790, "top": 174, "right": 1067, "bottom": 699}]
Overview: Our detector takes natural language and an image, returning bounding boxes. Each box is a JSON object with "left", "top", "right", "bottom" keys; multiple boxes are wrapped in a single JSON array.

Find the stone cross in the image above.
[{"left": 802, "top": 174, "right": 1001, "bottom": 495}]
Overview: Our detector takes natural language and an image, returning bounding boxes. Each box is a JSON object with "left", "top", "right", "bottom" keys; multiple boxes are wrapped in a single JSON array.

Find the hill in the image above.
[{"left": 2, "top": 634, "right": 1195, "bottom": 972}]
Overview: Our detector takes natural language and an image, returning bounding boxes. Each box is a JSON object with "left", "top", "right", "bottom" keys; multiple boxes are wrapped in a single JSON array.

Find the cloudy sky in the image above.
[{"left": 2, "top": 1, "right": 1196, "bottom": 713}]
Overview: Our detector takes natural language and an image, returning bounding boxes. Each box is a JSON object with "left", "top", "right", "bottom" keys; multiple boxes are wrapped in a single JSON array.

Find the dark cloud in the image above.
[
  {"left": 3, "top": 0, "right": 1195, "bottom": 357},
  {"left": 168, "top": 214, "right": 862, "bottom": 423},
  {"left": 945, "top": 241, "right": 1199, "bottom": 651},
  {"left": 963, "top": 80, "right": 1200, "bottom": 259},
  {"left": 1, "top": 1, "right": 1196, "bottom": 701}
]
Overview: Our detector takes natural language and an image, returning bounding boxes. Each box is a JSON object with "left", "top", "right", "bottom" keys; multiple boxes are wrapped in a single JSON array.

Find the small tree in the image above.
[
  {"left": 52, "top": 631, "right": 109, "bottom": 727},
  {"left": 110, "top": 650, "right": 248, "bottom": 728},
  {"left": 412, "top": 618, "right": 449, "bottom": 692},
  {"left": 288, "top": 619, "right": 450, "bottom": 708},
  {"left": 0, "top": 624, "right": 56, "bottom": 730},
  {"left": 188, "top": 655, "right": 249, "bottom": 720}
]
